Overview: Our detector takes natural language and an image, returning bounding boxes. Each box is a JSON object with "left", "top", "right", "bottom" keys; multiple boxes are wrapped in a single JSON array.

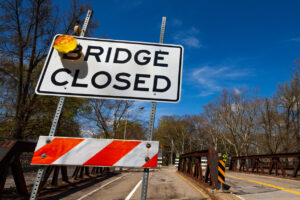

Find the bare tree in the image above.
[
  {"left": 82, "top": 99, "right": 133, "bottom": 138},
  {"left": 276, "top": 71, "right": 300, "bottom": 152},
  {"left": 259, "top": 97, "right": 283, "bottom": 153},
  {"left": 203, "top": 103, "right": 222, "bottom": 151},
  {"left": 213, "top": 89, "right": 260, "bottom": 156},
  {"left": 0, "top": 0, "right": 98, "bottom": 139}
]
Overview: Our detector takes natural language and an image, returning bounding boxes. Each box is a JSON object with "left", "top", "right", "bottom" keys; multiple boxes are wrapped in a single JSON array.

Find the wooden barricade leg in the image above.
[
  {"left": 79, "top": 167, "right": 84, "bottom": 178},
  {"left": 91, "top": 167, "right": 96, "bottom": 174},
  {"left": 51, "top": 167, "right": 60, "bottom": 186},
  {"left": 39, "top": 166, "right": 54, "bottom": 190},
  {"left": 85, "top": 167, "right": 90, "bottom": 176},
  {"left": 72, "top": 166, "right": 80, "bottom": 179},
  {"left": 61, "top": 166, "right": 69, "bottom": 182}
]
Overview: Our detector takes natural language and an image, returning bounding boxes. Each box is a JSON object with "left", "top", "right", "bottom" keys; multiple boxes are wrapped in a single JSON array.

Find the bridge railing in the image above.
[
  {"left": 229, "top": 152, "right": 300, "bottom": 178},
  {"left": 178, "top": 149, "right": 219, "bottom": 189},
  {"left": 0, "top": 139, "right": 110, "bottom": 199}
]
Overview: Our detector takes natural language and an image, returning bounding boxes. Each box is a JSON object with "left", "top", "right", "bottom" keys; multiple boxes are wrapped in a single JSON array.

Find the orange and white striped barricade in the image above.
[{"left": 31, "top": 136, "right": 159, "bottom": 168}]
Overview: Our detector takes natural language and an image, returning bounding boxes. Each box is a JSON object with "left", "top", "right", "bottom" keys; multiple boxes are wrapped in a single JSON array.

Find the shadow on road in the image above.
[{"left": 41, "top": 172, "right": 120, "bottom": 200}]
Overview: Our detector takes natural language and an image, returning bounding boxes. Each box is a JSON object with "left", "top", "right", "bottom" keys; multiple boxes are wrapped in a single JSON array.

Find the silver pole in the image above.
[
  {"left": 171, "top": 139, "right": 173, "bottom": 165},
  {"left": 124, "top": 111, "right": 129, "bottom": 139},
  {"left": 29, "top": 9, "right": 93, "bottom": 200},
  {"left": 140, "top": 16, "right": 166, "bottom": 200}
]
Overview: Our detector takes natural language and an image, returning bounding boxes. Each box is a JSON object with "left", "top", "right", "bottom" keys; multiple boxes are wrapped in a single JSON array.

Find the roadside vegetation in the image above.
[{"left": 155, "top": 71, "right": 299, "bottom": 158}]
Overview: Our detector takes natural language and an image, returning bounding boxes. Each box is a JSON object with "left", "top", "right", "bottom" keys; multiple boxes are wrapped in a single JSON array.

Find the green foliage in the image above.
[
  {"left": 114, "top": 120, "right": 146, "bottom": 140},
  {"left": 154, "top": 115, "right": 205, "bottom": 164}
]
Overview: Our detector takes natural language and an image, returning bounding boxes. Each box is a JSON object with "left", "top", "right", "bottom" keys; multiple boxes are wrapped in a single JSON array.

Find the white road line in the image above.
[
  {"left": 77, "top": 175, "right": 126, "bottom": 200},
  {"left": 233, "top": 194, "right": 246, "bottom": 200},
  {"left": 125, "top": 179, "right": 143, "bottom": 200}
]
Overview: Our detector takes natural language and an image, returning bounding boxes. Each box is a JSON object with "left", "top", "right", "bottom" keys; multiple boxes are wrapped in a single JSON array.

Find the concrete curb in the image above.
[{"left": 176, "top": 171, "right": 240, "bottom": 200}]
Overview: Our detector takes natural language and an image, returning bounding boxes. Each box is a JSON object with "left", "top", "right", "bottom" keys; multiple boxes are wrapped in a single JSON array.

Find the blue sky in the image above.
[{"left": 77, "top": 0, "right": 300, "bottom": 121}]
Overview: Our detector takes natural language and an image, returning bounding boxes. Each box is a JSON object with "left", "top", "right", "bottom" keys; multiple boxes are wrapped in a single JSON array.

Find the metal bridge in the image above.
[{"left": 1, "top": 138, "right": 300, "bottom": 200}]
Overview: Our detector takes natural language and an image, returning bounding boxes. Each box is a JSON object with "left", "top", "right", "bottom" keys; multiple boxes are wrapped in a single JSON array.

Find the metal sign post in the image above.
[
  {"left": 29, "top": 9, "right": 93, "bottom": 200},
  {"left": 140, "top": 16, "right": 166, "bottom": 200}
]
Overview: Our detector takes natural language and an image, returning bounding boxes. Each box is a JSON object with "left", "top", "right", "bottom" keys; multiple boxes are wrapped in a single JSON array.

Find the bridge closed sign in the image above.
[{"left": 36, "top": 35, "right": 183, "bottom": 102}]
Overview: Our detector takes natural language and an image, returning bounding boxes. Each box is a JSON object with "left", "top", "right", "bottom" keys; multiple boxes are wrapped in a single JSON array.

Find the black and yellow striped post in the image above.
[{"left": 218, "top": 160, "right": 225, "bottom": 185}]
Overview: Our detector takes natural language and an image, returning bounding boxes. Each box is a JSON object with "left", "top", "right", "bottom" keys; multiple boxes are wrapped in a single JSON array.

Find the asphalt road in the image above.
[
  {"left": 55, "top": 167, "right": 208, "bottom": 200},
  {"left": 226, "top": 171, "right": 300, "bottom": 200}
]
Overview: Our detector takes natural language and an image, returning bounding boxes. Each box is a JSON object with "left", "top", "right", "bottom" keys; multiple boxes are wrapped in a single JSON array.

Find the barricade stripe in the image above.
[
  {"left": 143, "top": 153, "right": 158, "bottom": 167},
  {"left": 83, "top": 141, "right": 141, "bottom": 166},
  {"left": 218, "top": 171, "right": 225, "bottom": 180},
  {"left": 218, "top": 167, "right": 225, "bottom": 177},
  {"left": 219, "top": 160, "right": 225, "bottom": 167},
  {"left": 31, "top": 138, "right": 84, "bottom": 164},
  {"left": 113, "top": 141, "right": 158, "bottom": 167},
  {"left": 218, "top": 176, "right": 224, "bottom": 183},
  {"left": 31, "top": 137, "right": 159, "bottom": 168},
  {"left": 52, "top": 139, "right": 112, "bottom": 165},
  {"left": 218, "top": 162, "right": 225, "bottom": 171}
]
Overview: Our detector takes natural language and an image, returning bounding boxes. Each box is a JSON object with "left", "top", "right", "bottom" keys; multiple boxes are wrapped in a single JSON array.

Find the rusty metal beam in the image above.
[
  {"left": 0, "top": 140, "right": 36, "bottom": 198},
  {"left": 178, "top": 149, "right": 218, "bottom": 189},
  {"left": 231, "top": 152, "right": 300, "bottom": 160},
  {"left": 230, "top": 152, "right": 300, "bottom": 178}
]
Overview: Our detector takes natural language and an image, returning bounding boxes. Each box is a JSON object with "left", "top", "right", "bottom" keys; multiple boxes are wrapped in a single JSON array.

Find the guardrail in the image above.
[
  {"left": 0, "top": 139, "right": 111, "bottom": 199},
  {"left": 0, "top": 139, "right": 36, "bottom": 198},
  {"left": 229, "top": 152, "right": 300, "bottom": 178},
  {"left": 178, "top": 149, "right": 219, "bottom": 189}
]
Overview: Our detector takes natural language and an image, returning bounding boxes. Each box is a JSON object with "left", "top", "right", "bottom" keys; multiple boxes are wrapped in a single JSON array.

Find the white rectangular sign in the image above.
[{"left": 36, "top": 35, "right": 183, "bottom": 102}]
